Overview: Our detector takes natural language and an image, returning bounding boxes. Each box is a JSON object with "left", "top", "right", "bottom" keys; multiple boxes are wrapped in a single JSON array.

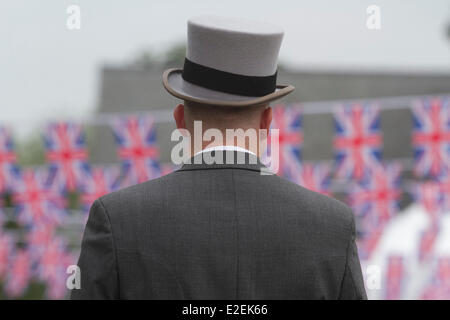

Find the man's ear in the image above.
[
  {"left": 173, "top": 104, "right": 186, "bottom": 130},
  {"left": 260, "top": 106, "right": 272, "bottom": 133}
]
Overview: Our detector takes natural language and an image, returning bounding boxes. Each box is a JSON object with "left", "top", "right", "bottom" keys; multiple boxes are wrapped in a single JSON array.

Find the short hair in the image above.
[{"left": 183, "top": 100, "right": 268, "bottom": 130}]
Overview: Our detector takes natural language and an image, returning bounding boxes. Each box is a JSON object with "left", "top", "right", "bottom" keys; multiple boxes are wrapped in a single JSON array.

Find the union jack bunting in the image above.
[
  {"left": 79, "top": 166, "right": 122, "bottom": 211},
  {"left": 357, "top": 225, "right": 384, "bottom": 260},
  {"left": 437, "top": 169, "right": 450, "bottom": 211},
  {"left": 0, "top": 126, "right": 19, "bottom": 193},
  {"left": 5, "top": 249, "right": 31, "bottom": 297},
  {"left": 268, "top": 104, "right": 303, "bottom": 177},
  {"left": 418, "top": 226, "right": 439, "bottom": 261},
  {"left": 411, "top": 97, "right": 450, "bottom": 177},
  {"left": 348, "top": 164, "right": 402, "bottom": 228},
  {"left": 43, "top": 243, "right": 74, "bottom": 299},
  {"left": 289, "top": 162, "right": 331, "bottom": 196},
  {"left": 385, "top": 255, "right": 405, "bottom": 300},
  {"left": 112, "top": 116, "right": 160, "bottom": 185},
  {"left": 36, "top": 238, "right": 73, "bottom": 285},
  {"left": 410, "top": 181, "right": 443, "bottom": 222},
  {"left": 44, "top": 122, "right": 90, "bottom": 192},
  {"left": 333, "top": 103, "right": 382, "bottom": 180},
  {"left": 409, "top": 181, "right": 444, "bottom": 262},
  {"left": 30, "top": 232, "right": 74, "bottom": 299},
  {"left": 422, "top": 258, "right": 450, "bottom": 299},
  {"left": 12, "top": 169, "right": 67, "bottom": 227},
  {"left": 0, "top": 232, "right": 13, "bottom": 279},
  {"left": 26, "top": 224, "right": 56, "bottom": 258},
  {"left": 46, "top": 267, "right": 73, "bottom": 299}
]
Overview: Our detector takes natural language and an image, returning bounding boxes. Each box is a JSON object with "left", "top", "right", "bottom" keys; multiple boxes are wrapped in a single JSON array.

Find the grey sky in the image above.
[{"left": 1, "top": 0, "right": 449, "bottom": 138}]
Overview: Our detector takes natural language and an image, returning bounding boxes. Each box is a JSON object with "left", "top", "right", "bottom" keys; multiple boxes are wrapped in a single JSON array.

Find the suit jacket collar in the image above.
[{"left": 178, "top": 150, "right": 269, "bottom": 173}]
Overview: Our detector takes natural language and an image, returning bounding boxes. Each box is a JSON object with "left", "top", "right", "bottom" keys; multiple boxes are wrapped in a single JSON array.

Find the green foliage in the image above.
[
  {"left": 0, "top": 281, "right": 47, "bottom": 300},
  {"left": 132, "top": 51, "right": 159, "bottom": 69},
  {"left": 3, "top": 192, "right": 13, "bottom": 207},
  {"left": 2, "top": 219, "right": 19, "bottom": 231},
  {"left": 131, "top": 43, "right": 186, "bottom": 70},
  {"left": 16, "top": 133, "right": 45, "bottom": 167},
  {"left": 67, "top": 191, "right": 80, "bottom": 210},
  {"left": 163, "top": 43, "right": 187, "bottom": 68}
]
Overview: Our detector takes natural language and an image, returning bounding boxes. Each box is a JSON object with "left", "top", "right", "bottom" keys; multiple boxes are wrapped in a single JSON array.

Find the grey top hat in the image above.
[{"left": 162, "top": 15, "right": 295, "bottom": 107}]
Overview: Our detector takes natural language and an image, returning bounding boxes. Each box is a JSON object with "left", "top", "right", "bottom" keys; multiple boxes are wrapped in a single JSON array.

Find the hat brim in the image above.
[{"left": 162, "top": 68, "right": 295, "bottom": 107}]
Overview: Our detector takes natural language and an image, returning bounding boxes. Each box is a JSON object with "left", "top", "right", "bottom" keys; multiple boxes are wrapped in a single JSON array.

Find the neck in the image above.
[
  {"left": 191, "top": 138, "right": 268, "bottom": 158},
  {"left": 186, "top": 124, "right": 268, "bottom": 158}
]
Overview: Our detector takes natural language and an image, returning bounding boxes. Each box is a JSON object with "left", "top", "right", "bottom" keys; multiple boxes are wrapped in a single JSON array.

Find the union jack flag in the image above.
[
  {"left": 36, "top": 237, "right": 72, "bottom": 285},
  {"left": 0, "top": 126, "right": 19, "bottom": 193},
  {"left": 36, "top": 237, "right": 75, "bottom": 299},
  {"left": 12, "top": 168, "right": 67, "bottom": 227},
  {"left": 0, "top": 232, "right": 14, "bottom": 279},
  {"left": 26, "top": 224, "right": 56, "bottom": 257},
  {"left": 418, "top": 226, "right": 439, "bottom": 261},
  {"left": 268, "top": 104, "right": 302, "bottom": 177},
  {"left": 5, "top": 249, "right": 31, "bottom": 297},
  {"left": 357, "top": 225, "right": 384, "bottom": 260},
  {"left": 409, "top": 180, "right": 444, "bottom": 262},
  {"left": 385, "top": 255, "right": 405, "bottom": 300},
  {"left": 348, "top": 164, "right": 402, "bottom": 227},
  {"left": 46, "top": 268, "right": 73, "bottom": 299},
  {"left": 44, "top": 122, "right": 90, "bottom": 191},
  {"left": 79, "top": 166, "right": 121, "bottom": 211},
  {"left": 112, "top": 116, "right": 160, "bottom": 185},
  {"left": 411, "top": 97, "right": 450, "bottom": 177},
  {"left": 437, "top": 169, "right": 450, "bottom": 211},
  {"left": 290, "top": 161, "right": 331, "bottom": 196},
  {"left": 410, "top": 181, "right": 443, "bottom": 224},
  {"left": 333, "top": 103, "right": 382, "bottom": 180},
  {"left": 422, "top": 258, "right": 450, "bottom": 299}
]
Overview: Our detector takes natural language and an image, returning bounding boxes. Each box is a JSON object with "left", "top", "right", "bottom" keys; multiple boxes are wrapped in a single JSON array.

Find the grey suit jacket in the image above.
[{"left": 71, "top": 151, "right": 367, "bottom": 300}]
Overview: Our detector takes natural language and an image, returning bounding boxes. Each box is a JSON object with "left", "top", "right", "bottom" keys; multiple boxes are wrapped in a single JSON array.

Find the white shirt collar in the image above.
[{"left": 194, "top": 145, "right": 256, "bottom": 157}]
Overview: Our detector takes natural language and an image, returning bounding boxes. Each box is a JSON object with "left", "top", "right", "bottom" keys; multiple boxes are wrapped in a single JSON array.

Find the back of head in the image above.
[{"left": 183, "top": 100, "right": 268, "bottom": 132}]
